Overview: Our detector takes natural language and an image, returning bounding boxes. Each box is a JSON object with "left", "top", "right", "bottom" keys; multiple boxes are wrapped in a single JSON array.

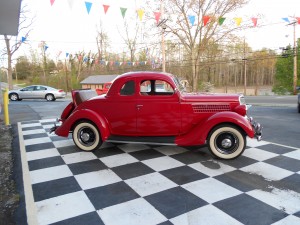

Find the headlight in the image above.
[{"left": 239, "top": 95, "right": 245, "bottom": 105}]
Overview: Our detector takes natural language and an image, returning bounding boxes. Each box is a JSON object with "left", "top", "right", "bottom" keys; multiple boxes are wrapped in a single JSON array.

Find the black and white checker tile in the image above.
[{"left": 19, "top": 119, "right": 300, "bottom": 225}]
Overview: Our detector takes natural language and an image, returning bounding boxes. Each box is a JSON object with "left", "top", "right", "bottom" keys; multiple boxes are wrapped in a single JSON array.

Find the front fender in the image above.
[
  {"left": 175, "top": 112, "right": 254, "bottom": 146},
  {"left": 55, "top": 109, "right": 110, "bottom": 141}
]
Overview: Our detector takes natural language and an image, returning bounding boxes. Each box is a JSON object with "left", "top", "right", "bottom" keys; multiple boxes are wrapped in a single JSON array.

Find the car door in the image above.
[
  {"left": 33, "top": 85, "right": 47, "bottom": 99},
  {"left": 106, "top": 79, "right": 137, "bottom": 135},
  {"left": 19, "top": 86, "right": 35, "bottom": 99},
  {"left": 137, "top": 79, "right": 181, "bottom": 136}
]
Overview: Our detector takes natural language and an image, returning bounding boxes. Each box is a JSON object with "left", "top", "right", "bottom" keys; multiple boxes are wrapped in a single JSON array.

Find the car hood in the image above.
[{"left": 180, "top": 92, "right": 241, "bottom": 103}]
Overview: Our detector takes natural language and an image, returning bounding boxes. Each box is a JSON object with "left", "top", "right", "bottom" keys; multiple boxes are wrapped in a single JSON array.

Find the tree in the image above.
[
  {"left": 1, "top": 3, "right": 34, "bottom": 90},
  {"left": 152, "top": 0, "right": 249, "bottom": 91},
  {"left": 273, "top": 45, "right": 295, "bottom": 94}
]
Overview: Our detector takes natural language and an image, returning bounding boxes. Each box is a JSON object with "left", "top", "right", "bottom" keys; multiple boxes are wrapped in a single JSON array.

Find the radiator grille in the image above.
[{"left": 192, "top": 104, "right": 230, "bottom": 113}]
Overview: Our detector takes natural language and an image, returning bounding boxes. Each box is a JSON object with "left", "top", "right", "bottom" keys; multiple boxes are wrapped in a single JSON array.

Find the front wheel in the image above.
[
  {"left": 73, "top": 121, "right": 102, "bottom": 151},
  {"left": 9, "top": 93, "right": 19, "bottom": 101},
  {"left": 207, "top": 125, "right": 246, "bottom": 159}
]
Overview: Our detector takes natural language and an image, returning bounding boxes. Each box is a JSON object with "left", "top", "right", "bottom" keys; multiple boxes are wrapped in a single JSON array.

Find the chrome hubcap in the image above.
[
  {"left": 81, "top": 132, "right": 90, "bottom": 142},
  {"left": 221, "top": 138, "right": 232, "bottom": 148}
]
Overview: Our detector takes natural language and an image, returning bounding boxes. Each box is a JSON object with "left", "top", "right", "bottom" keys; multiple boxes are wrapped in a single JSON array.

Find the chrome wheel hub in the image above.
[
  {"left": 221, "top": 138, "right": 232, "bottom": 148},
  {"left": 81, "top": 132, "right": 90, "bottom": 142}
]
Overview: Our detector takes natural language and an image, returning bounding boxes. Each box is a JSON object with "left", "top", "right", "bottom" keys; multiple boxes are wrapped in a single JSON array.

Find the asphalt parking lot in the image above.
[{"left": 7, "top": 98, "right": 300, "bottom": 225}]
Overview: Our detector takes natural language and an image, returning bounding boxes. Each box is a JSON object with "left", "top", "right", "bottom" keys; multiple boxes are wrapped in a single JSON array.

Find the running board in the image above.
[{"left": 106, "top": 135, "right": 176, "bottom": 146}]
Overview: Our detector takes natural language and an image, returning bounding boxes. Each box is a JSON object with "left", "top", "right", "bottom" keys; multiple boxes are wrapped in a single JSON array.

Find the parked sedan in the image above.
[
  {"left": 8, "top": 85, "right": 66, "bottom": 101},
  {"left": 297, "top": 87, "right": 300, "bottom": 113},
  {"left": 298, "top": 94, "right": 300, "bottom": 113}
]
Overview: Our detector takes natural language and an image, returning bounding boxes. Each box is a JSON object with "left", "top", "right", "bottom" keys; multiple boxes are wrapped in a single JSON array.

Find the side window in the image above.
[
  {"left": 120, "top": 80, "right": 135, "bottom": 96},
  {"left": 140, "top": 80, "right": 174, "bottom": 95},
  {"left": 24, "top": 86, "right": 34, "bottom": 91},
  {"left": 35, "top": 86, "right": 46, "bottom": 91}
]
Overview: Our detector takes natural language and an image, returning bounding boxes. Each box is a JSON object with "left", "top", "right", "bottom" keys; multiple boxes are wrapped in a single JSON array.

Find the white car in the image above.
[{"left": 8, "top": 85, "right": 66, "bottom": 101}]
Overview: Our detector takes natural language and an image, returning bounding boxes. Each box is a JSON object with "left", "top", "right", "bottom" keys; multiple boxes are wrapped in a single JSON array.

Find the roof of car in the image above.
[{"left": 116, "top": 71, "right": 175, "bottom": 80}]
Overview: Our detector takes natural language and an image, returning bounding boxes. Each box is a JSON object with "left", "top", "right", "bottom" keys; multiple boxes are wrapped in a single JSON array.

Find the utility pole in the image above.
[
  {"left": 243, "top": 38, "right": 247, "bottom": 95},
  {"left": 292, "top": 21, "right": 298, "bottom": 95},
  {"left": 287, "top": 20, "right": 298, "bottom": 95},
  {"left": 160, "top": 0, "right": 166, "bottom": 72}
]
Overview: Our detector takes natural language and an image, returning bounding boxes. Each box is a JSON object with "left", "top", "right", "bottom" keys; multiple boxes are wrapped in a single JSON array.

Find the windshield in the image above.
[{"left": 172, "top": 76, "right": 186, "bottom": 93}]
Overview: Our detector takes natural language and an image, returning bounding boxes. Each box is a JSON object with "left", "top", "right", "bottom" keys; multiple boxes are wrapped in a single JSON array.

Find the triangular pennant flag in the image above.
[
  {"left": 218, "top": 17, "right": 226, "bottom": 25},
  {"left": 85, "top": 2, "right": 92, "bottom": 14},
  {"left": 66, "top": 53, "right": 69, "bottom": 58},
  {"left": 103, "top": 5, "right": 110, "bottom": 14},
  {"left": 296, "top": 17, "right": 300, "bottom": 24},
  {"left": 282, "top": 17, "right": 290, "bottom": 23},
  {"left": 188, "top": 15, "right": 195, "bottom": 26},
  {"left": 137, "top": 9, "right": 144, "bottom": 21},
  {"left": 21, "top": 36, "right": 26, "bottom": 42},
  {"left": 203, "top": 16, "right": 210, "bottom": 26},
  {"left": 251, "top": 18, "right": 258, "bottom": 27},
  {"left": 120, "top": 7, "right": 127, "bottom": 18},
  {"left": 234, "top": 17, "right": 242, "bottom": 26},
  {"left": 44, "top": 46, "right": 49, "bottom": 51},
  {"left": 50, "top": 0, "right": 55, "bottom": 6},
  {"left": 154, "top": 12, "right": 161, "bottom": 24}
]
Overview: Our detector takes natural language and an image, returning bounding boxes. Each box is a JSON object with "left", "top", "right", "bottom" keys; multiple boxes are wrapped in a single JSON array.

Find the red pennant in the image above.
[
  {"left": 154, "top": 12, "right": 161, "bottom": 24},
  {"left": 296, "top": 17, "right": 300, "bottom": 24},
  {"left": 203, "top": 16, "right": 210, "bottom": 26},
  {"left": 50, "top": 0, "right": 55, "bottom": 6},
  {"left": 103, "top": 5, "right": 110, "bottom": 14},
  {"left": 251, "top": 17, "right": 258, "bottom": 27}
]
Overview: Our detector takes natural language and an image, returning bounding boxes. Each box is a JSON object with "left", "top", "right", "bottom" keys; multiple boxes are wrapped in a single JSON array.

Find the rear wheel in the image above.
[
  {"left": 46, "top": 94, "right": 55, "bottom": 101},
  {"left": 73, "top": 121, "right": 102, "bottom": 151},
  {"left": 298, "top": 102, "right": 300, "bottom": 113},
  {"left": 9, "top": 93, "right": 19, "bottom": 101},
  {"left": 207, "top": 125, "right": 246, "bottom": 159}
]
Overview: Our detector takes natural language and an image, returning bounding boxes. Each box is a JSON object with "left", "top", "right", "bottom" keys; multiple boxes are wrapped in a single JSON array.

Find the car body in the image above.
[
  {"left": 297, "top": 87, "right": 300, "bottom": 113},
  {"left": 8, "top": 85, "right": 66, "bottom": 101},
  {"left": 51, "top": 71, "right": 262, "bottom": 159},
  {"left": 298, "top": 94, "right": 300, "bottom": 113}
]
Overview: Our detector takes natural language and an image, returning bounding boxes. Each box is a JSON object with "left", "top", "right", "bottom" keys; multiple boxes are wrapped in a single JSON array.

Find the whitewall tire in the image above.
[
  {"left": 73, "top": 121, "right": 102, "bottom": 151},
  {"left": 208, "top": 125, "right": 246, "bottom": 159}
]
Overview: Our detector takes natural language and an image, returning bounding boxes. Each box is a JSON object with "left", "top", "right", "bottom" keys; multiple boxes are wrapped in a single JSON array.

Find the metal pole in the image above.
[
  {"left": 293, "top": 22, "right": 298, "bottom": 95},
  {"left": 160, "top": 0, "right": 166, "bottom": 72},
  {"left": 243, "top": 38, "right": 247, "bottom": 95}
]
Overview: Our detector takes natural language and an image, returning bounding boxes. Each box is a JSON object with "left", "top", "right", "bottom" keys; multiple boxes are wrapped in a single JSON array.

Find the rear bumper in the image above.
[{"left": 248, "top": 116, "right": 262, "bottom": 141}]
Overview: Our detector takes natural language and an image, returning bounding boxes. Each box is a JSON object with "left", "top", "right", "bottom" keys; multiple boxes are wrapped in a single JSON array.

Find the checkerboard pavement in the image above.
[{"left": 18, "top": 119, "right": 300, "bottom": 225}]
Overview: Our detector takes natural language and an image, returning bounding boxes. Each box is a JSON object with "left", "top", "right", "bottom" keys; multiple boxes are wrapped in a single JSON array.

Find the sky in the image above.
[{"left": 13, "top": 0, "right": 300, "bottom": 59}]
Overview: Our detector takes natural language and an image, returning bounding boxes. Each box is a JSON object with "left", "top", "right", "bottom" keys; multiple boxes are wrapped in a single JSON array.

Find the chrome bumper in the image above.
[
  {"left": 248, "top": 117, "right": 262, "bottom": 141},
  {"left": 49, "top": 118, "right": 60, "bottom": 134}
]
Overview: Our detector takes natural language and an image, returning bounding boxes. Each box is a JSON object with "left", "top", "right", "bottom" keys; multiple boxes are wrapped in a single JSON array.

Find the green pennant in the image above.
[
  {"left": 120, "top": 7, "right": 127, "bottom": 18},
  {"left": 218, "top": 17, "right": 226, "bottom": 25}
]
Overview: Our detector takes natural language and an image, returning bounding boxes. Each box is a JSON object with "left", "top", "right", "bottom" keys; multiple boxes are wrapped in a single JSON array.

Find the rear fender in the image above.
[
  {"left": 55, "top": 109, "right": 110, "bottom": 141},
  {"left": 175, "top": 112, "right": 254, "bottom": 146}
]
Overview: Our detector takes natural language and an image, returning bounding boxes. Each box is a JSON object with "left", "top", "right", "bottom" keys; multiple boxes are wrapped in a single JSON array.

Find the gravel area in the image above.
[{"left": 0, "top": 119, "right": 18, "bottom": 225}]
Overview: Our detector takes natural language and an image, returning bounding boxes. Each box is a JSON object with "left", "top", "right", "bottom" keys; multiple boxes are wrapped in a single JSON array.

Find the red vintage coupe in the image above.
[{"left": 51, "top": 71, "right": 262, "bottom": 159}]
